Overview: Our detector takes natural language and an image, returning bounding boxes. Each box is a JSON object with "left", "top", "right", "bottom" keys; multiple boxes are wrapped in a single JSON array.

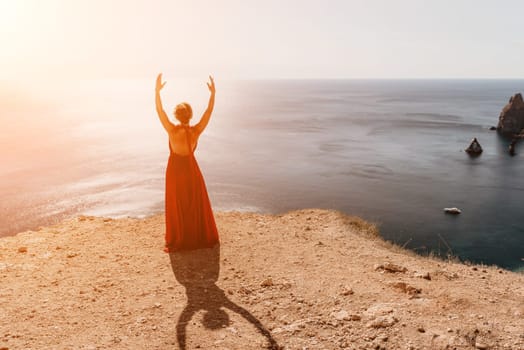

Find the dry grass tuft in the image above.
[{"left": 338, "top": 212, "right": 380, "bottom": 238}]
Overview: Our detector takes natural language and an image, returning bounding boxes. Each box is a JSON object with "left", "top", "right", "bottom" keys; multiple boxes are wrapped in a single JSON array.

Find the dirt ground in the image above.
[{"left": 0, "top": 209, "right": 523, "bottom": 350}]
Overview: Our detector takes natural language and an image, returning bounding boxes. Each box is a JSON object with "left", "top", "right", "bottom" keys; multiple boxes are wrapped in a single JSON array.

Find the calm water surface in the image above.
[{"left": 1, "top": 79, "right": 523, "bottom": 272}]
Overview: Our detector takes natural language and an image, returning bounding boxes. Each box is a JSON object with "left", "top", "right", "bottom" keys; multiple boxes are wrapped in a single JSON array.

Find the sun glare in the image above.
[
  {"left": 0, "top": 0, "right": 27, "bottom": 54},
  {"left": 0, "top": 1, "right": 22, "bottom": 31}
]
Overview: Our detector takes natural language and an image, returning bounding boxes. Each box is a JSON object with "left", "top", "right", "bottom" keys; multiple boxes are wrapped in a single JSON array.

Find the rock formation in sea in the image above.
[
  {"left": 465, "top": 137, "right": 483, "bottom": 155},
  {"left": 509, "top": 139, "right": 517, "bottom": 156},
  {"left": 497, "top": 93, "right": 524, "bottom": 135},
  {"left": 444, "top": 207, "right": 461, "bottom": 215}
]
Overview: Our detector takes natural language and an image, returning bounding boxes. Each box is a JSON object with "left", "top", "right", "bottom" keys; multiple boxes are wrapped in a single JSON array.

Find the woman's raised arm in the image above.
[
  {"left": 155, "top": 73, "right": 175, "bottom": 133},
  {"left": 194, "top": 76, "right": 215, "bottom": 135}
]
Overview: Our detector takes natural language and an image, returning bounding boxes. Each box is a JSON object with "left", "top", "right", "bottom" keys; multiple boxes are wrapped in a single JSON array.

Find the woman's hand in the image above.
[
  {"left": 156, "top": 73, "right": 167, "bottom": 92},
  {"left": 194, "top": 75, "right": 216, "bottom": 135},
  {"left": 206, "top": 75, "right": 215, "bottom": 94}
]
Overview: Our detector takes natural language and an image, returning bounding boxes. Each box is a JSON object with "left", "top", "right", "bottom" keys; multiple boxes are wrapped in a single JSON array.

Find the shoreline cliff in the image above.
[{"left": 1, "top": 209, "right": 523, "bottom": 349}]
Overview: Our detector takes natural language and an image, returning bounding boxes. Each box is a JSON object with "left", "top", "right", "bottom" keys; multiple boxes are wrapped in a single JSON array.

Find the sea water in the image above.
[{"left": 1, "top": 79, "right": 523, "bottom": 272}]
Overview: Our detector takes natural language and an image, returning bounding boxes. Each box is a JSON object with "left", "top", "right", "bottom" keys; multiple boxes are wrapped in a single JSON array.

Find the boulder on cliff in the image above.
[{"left": 497, "top": 93, "right": 524, "bottom": 134}]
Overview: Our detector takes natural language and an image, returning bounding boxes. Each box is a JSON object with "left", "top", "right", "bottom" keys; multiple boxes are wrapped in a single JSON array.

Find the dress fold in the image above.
[{"left": 164, "top": 126, "right": 219, "bottom": 252}]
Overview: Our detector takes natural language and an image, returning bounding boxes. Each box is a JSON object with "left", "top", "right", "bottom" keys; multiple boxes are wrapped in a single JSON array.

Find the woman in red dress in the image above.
[{"left": 155, "top": 73, "right": 219, "bottom": 252}]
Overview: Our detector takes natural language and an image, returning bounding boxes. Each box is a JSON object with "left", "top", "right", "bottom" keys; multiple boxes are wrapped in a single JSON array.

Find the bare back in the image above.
[
  {"left": 155, "top": 75, "right": 215, "bottom": 155},
  {"left": 168, "top": 125, "right": 199, "bottom": 156}
]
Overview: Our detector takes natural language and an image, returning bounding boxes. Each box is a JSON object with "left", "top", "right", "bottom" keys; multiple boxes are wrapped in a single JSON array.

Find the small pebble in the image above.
[
  {"left": 260, "top": 278, "right": 274, "bottom": 287},
  {"left": 475, "top": 342, "right": 488, "bottom": 350}
]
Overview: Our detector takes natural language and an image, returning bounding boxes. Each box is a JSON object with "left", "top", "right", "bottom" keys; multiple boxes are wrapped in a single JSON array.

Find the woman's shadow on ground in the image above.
[{"left": 169, "top": 244, "right": 279, "bottom": 349}]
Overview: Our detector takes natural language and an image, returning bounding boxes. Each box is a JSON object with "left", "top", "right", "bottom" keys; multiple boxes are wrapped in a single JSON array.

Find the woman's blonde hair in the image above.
[{"left": 174, "top": 102, "right": 193, "bottom": 124}]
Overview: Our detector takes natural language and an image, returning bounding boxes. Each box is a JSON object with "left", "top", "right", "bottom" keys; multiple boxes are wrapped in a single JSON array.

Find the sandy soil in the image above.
[{"left": 0, "top": 209, "right": 523, "bottom": 350}]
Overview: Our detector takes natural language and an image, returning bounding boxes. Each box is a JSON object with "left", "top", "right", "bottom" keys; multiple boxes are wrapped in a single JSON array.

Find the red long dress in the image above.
[{"left": 164, "top": 125, "right": 219, "bottom": 252}]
